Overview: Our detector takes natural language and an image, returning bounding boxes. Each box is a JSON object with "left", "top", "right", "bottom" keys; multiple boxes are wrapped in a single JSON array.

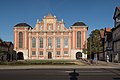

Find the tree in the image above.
[
  {"left": 0, "top": 38, "right": 2, "bottom": 42},
  {"left": 87, "top": 29, "right": 103, "bottom": 58},
  {"left": 0, "top": 38, "right": 2, "bottom": 53}
]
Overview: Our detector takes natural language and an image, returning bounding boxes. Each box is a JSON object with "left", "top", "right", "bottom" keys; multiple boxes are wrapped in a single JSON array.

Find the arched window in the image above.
[
  {"left": 39, "top": 37, "right": 43, "bottom": 48},
  {"left": 32, "top": 37, "right": 36, "bottom": 48},
  {"left": 48, "top": 37, "right": 52, "bottom": 48},
  {"left": 56, "top": 37, "right": 60, "bottom": 48},
  {"left": 19, "top": 32, "right": 23, "bottom": 48},
  {"left": 77, "top": 31, "right": 81, "bottom": 48},
  {"left": 64, "top": 37, "right": 68, "bottom": 48}
]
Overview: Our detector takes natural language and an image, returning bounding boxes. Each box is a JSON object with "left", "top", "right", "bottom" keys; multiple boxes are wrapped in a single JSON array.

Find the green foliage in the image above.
[
  {"left": 0, "top": 38, "right": 2, "bottom": 42},
  {"left": 87, "top": 29, "right": 103, "bottom": 54},
  {"left": 0, "top": 60, "right": 78, "bottom": 65}
]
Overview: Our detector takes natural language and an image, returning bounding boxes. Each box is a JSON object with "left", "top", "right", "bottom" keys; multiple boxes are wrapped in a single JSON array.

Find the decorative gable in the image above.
[{"left": 113, "top": 7, "right": 120, "bottom": 20}]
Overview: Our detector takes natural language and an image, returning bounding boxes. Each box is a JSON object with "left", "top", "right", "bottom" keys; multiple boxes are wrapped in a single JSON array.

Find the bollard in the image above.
[{"left": 69, "top": 69, "right": 79, "bottom": 80}]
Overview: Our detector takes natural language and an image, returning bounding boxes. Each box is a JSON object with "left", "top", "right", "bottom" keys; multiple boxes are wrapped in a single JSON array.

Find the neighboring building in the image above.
[
  {"left": 104, "top": 28, "right": 112, "bottom": 62},
  {"left": 0, "top": 41, "right": 8, "bottom": 52},
  {"left": 0, "top": 40, "right": 14, "bottom": 61},
  {"left": 112, "top": 6, "right": 120, "bottom": 62},
  {"left": 14, "top": 13, "right": 88, "bottom": 60},
  {"left": 5, "top": 42, "right": 14, "bottom": 53},
  {"left": 99, "top": 29, "right": 105, "bottom": 60}
]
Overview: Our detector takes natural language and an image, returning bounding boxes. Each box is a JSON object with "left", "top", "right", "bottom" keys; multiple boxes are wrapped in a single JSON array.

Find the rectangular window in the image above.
[
  {"left": 32, "top": 51, "right": 36, "bottom": 55},
  {"left": 40, "top": 38, "right": 43, "bottom": 48},
  {"left": 48, "top": 37, "right": 52, "bottom": 48},
  {"left": 32, "top": 38, "right": 36, "bottom": 48},
  {"left": 56, "top": 51, "right": 60, "bottom": 55},
  {"left": 64, "top": 37, "right": 68, "bottom": 48},
  {"left": 64, "top": 51, "right": 68, "bottom": 55},
  {"left": 56, "top": 37, "right": 60, "bottom": 48},
  {"left": 39, "top": 51, "right": 43, "bottom": 55}
]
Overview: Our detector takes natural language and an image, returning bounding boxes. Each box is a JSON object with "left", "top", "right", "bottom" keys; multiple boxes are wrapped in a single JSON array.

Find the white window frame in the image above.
[
  {"left": 56, "top": 37, "right": 60, "bottom": 48},
  {"left": 32, "top": 37, "right": 36, "bottom": 48},
  {"left": 32, "top": 51, "right": 36, "bottom": 55},
  {"left": 64, "top": 37, "right": 68, "bottom": 48}
]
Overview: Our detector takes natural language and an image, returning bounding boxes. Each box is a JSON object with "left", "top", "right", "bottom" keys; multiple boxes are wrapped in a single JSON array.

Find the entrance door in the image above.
[
  {"left": 17, "top": 52, "right": 24, "bottom": 60},
  {"left": 48, "top": 52, "right": 52, "bottom": 59},
  {"left": 76, "top": 52, "right": 82, "bottom": 60}
]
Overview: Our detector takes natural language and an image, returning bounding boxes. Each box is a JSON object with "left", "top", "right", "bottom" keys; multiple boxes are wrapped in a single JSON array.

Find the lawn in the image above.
[{"left": 0, "top": 60, "right": 85, "bottom": 65}]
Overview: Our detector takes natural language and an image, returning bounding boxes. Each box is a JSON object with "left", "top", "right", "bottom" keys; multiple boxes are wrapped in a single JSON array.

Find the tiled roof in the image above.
[
  {"left": 14, "top": 23, "right": 31, "bottom": 28},
  {"left": 106, "top": 28, "right": 112, "bottom": 32},
  {"left": 0, "top": 42, "right": 7, "bottom": 47},
  {"left": 0, "top": 41, "right": 13, "bottom": 47},
  {"left": 5, "top": 42, "right": 13, "bottom": 47},
  {"left": 72, "top": 22, "right": 86, "bottom": 26}
]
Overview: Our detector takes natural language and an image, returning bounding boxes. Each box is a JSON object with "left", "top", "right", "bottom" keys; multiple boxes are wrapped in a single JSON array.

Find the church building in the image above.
[{"left": 14, "top": 13, "right": 88, "bottom": 60}]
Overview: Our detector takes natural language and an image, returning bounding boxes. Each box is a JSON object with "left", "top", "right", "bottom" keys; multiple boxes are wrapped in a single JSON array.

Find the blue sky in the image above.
[{"left": 0, "top": 0, "right": 120, "bottom": 42}]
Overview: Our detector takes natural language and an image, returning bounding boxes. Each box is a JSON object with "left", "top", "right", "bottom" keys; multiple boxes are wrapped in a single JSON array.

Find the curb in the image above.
[{"left": 0, "top": 65, "right": 119, "bottom": 70}]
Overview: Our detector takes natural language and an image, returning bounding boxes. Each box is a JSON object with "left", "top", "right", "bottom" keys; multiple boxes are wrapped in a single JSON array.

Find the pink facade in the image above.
[{"left": 14, "top": 14, "right": 88, "bottom": 60}]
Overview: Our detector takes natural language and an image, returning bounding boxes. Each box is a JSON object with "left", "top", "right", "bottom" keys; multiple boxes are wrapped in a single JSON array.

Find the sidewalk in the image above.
[
  {"left": 79, "top": 59, "right": 120, "bottom": 67},
  {"left": 0, "top": 64, "right": 119, "bottom": 70},
  {"left": 97, "top": 60, "right": 120, "bottom": 66},
  {"left": 0, "top": 60, "right": 119, "bottom": 70}
]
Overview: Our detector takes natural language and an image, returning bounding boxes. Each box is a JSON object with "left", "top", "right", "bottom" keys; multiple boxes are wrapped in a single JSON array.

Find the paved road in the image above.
[{"left": 0, "top": 68, "right": 120, "bottom": 80}]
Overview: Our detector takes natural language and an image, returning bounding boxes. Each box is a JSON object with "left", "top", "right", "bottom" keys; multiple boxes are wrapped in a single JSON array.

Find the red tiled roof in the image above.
[
  {"left": 106, "top": 28, "right": 112, "bottom": 32},
  {"left": 0, "top": 41, "right": 13, "bottom": 48},
  {"left": 0, "top": 42, "right": 7, "bottom": 47},
  {"left": 72, "top": 22, "right": 86, "bottom": 26}
]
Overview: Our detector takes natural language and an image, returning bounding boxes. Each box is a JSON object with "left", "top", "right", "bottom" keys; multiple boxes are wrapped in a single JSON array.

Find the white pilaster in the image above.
[
  {"left": 28, "top": 33, "right": 31, "bottom": 59},
  {"left": 69, "top": 32, "right": 71, "bottom": 58},
  {"left": 36, "top": 33, "right": 39, "bottom": 59},
  {"left": 60, "top": 33, "right": 63, "bottom": 59},
  {"left": 14, "top": 29, "right": 17, "bottom": 50},
  {"left": 44, "top": 33, "right": 46, "bottom": 59},
  {"left": 44, "top": 19, "right": 46, "bottom": 31},
  {"left": 73, "top": 29, "right": 75, "bottom": 49},
  {"left": 53, "top": 33, "right": 56, "bottom": 59},
  {"left": 53, "top": 19, "right": 56, "bottom": 30},
  {"left": 24, "top": 29, "right": 27, "bottom": 49}
]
